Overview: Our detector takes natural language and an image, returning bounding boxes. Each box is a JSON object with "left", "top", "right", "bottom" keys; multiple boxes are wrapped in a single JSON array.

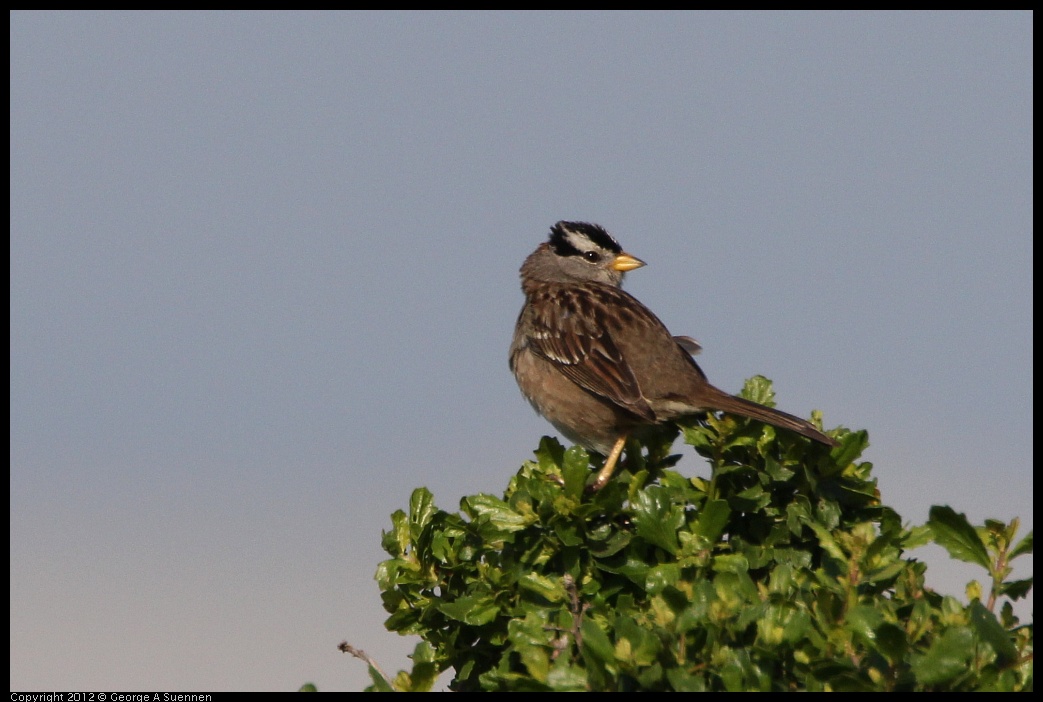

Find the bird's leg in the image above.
[{"left": 589, "top": 434, "right": 628, "bottom": 492}]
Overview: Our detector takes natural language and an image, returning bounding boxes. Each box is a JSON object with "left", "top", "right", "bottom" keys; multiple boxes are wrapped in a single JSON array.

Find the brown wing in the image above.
[{"left": 523, "top": 284, "right": 656, "bottom": 421}]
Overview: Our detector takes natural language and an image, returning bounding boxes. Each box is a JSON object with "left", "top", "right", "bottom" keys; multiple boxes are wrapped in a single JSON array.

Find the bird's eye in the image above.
[{"left": 584, "top": 251, "right": 601, "bottom": 263}]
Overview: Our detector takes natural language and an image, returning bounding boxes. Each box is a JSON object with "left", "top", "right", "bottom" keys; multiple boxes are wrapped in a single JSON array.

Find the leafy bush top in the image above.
[{"left": 361, "top": 377, "right": 1032, "bottom": 691}]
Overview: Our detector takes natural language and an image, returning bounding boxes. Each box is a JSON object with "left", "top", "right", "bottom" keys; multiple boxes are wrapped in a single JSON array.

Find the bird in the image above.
[{"left": 509, "top": 221, "right": 838, "bottom": 492}]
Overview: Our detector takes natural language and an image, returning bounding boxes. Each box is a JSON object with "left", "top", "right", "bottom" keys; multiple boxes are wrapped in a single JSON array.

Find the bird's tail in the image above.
[{"left": 700, "top": 389, "right": 838, "bottom": 447}]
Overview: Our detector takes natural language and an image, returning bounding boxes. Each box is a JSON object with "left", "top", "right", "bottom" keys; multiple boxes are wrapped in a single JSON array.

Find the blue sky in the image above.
[{"left": 10, "top": 11, "right": 1032, "bottom": 691}]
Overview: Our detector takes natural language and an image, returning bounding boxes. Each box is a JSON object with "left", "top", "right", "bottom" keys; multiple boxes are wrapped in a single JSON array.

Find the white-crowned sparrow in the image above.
[{"left": 510, "top": 221, "right": 838, "bottom": 491}]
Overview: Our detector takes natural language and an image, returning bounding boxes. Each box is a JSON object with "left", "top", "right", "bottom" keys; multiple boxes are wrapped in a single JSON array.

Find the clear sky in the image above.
[{"left": 10, "top": 11, "right": 1032, "bottom": 692}]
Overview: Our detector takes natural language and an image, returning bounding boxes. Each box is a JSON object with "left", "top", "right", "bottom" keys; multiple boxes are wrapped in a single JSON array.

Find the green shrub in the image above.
[{"left": 362, "top": 377, "right": 1032, "bottom": 691}]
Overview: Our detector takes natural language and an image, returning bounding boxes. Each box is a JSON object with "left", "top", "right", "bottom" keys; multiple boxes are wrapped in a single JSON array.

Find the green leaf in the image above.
[
  {"left": 508, "top": 615, "right": 552, "bottom": 682},
  {"left": 679, "top": 420, "right": 715, "bottom": 450},
  {"left": 1009, "top": 530, "right": 1033, "bottom": 559},
  {"left": 757, "top": 603, "right": 811, "bottom": 645},
  {"left": 998, "top": 577, "right": 1034, "bottom": 600},
  {"left": 903, "top": 524, "right": 935, "bottom": 550},
  {"left": 807, "top": 521, "right": 847, "bottom": 561},
  {"left": 739, "top": 375, "right": 778, "bottom": 406},
  {"left": 873, "top": 622, "right": 910, "bottom": 663},
  {"left": 437, "top": 595, "right": 500, "bottom": 625},
  {"left": 551, "top": 518, "right": 585, "bottom": 547},
  {"left": 518, "top": 573, "right": 567, "bottom": 603},
  {"left": 380, "top": 509, "right": 410, "bottom": 557},
  {"left": 404, "top": 642, "right": 439, "bottom": 692},
  {"left": 545, "top": 662, "right": 589, "bottom": 691},
  {"left": 666, "top": 667, "right": 707, "bottom": 692},
  {"left": 864, "top": 560, "right": 906, "bottom": 585},
  {"left": 365, "top": 670, "right": 394, "bottom": 692},
  {"left": 644, "top": 563, "right": 681, "bottom": 594},
  {"left": 562, "top": 445, "right": 590, "bottom": 498},
  {"left": 712, "top": 553, "right": 750, "bottom": 574},
  {"left": 631, "top": 487, "right": 683, "bottom": 553},
  {"left": 910, "top": 626, "right": 975, "bottom": 686},
  {"left": 588, "top": 528, "right": 632, "bottom": 558},
  {"left": 928, "top": 505, "right": 990, "bottom": 569},
  {"left": 967, "top": 600, "right": 1018, "bottom": 665},
  {"left": 693, "top": 499, "right": 730, "bottom": 547},
  {"left": 829, "top": 430, "right": 869, "bottom": 468},
  {"left": 463, "top": 493, "right": 533, "bottom": 533},
  {"left": 614, "top": 615, "right": 660, "bottom": 666},
  {"left": 536, "top": 435, "right": 566, "bottom": 473},
  {"left": 408, "top": 487, "right": 438, "bottom": 544},
  {"left": 844, "top": 604, "right": 883, "bottom": 644},
  {"left": 599, "top": 555, "right": 652, "bottom": 585},
  {"left": 733, "top": 484, "right": 771, "bottom": 512},
  {"left": 580, "top": 618, "right": 615, "bottom": 662}
]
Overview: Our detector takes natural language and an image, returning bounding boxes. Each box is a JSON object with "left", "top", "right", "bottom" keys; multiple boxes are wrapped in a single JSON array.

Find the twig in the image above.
[{"left": 339, "top": 641, "right": 393, "bottom": 688}]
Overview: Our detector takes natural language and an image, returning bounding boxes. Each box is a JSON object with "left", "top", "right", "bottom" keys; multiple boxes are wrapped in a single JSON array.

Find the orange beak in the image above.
[{"left": 611, "top": 253, "right": 646, "bottom": 272}]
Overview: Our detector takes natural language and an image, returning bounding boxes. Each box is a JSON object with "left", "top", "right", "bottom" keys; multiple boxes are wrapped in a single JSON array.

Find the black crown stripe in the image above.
[{"left": 548, "top": 221, "right": 623, "bottom": 256}]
